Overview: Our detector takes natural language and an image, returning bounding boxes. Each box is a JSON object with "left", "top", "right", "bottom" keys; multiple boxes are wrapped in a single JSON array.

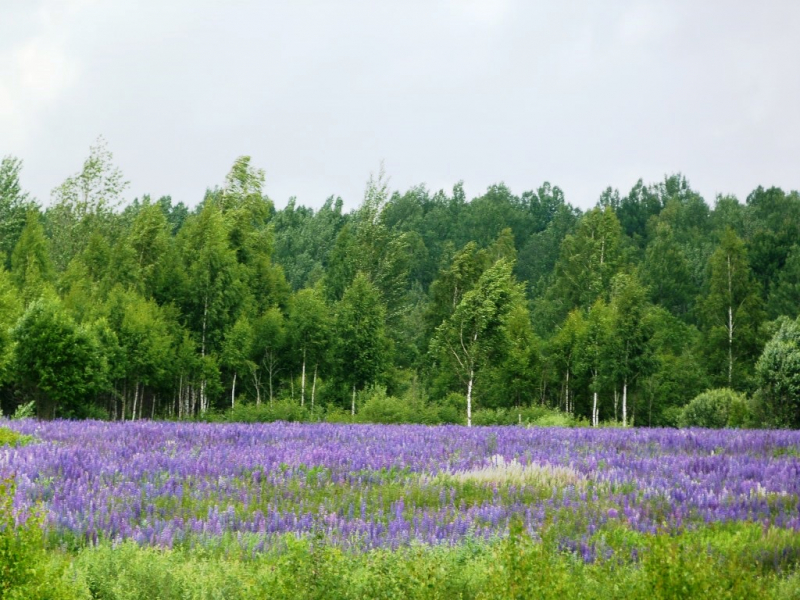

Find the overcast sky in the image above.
[{"left": 2, "top": 0, "right": 799, "bottom": 212}]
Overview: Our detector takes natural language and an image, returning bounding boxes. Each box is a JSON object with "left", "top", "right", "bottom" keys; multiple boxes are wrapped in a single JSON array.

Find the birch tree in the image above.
[
  {"left": 336, "top": 273, "right": 387, "bottom": 415},
  {"left": 702, "top": 227, "right": 763, "bottom": 389},
  {"left": 610, "top": 273, "right": 651, "bottom": 426},
  {"left": 179, "top": 201, "right": 243, "bottom": 413},
  {"left": 287, "top": 287, "right": 330, "bottom": 407},
  {"left": 430, "top": 259, "right": 519, "bottom": 426},
  {"left": 47, "top": 137, "right": 128, "bottom": 271}
]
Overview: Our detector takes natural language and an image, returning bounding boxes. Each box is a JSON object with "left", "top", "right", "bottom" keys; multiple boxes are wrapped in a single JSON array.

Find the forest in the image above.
[{"left": 1, "top": 139, "right": 799, "bottom": 428}]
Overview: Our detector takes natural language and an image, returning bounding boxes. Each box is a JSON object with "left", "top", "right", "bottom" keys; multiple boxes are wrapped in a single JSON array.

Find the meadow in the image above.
[{"left": 2, "top": 420, "right": 800, "bottom": 599}]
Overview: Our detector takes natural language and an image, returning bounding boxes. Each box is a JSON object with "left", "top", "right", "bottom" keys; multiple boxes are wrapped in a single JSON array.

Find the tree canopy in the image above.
[{"left": 0, "top": 140, "right": 798, "bottom": 428}]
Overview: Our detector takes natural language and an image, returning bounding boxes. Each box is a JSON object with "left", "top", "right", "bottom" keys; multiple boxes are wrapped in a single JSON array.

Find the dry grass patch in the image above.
[{"left": 431, "top": 455, "right": 587, "bottom": 490}]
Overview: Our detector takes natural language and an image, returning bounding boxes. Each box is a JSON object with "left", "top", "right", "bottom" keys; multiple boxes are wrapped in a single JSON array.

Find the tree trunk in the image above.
[
  {"left": 614, "top": 388, "right": 618, "bottom": 422},
  {"left": 231, "top": 372, "right": 237, "bottom": 408},
  {"left": 727, "top": 253, "right": 734, "bottom": 386},
  {"left": 351, "top": 384, "right": 356, "bottom": 416},
  {"left": 565, "top": 370, "right": 570, "bottom": 414},
  {"left": 622, "top": 379, "right": 628, "bottom": 427},
  {"left": 311, "top": 364, "right": 318, "bottom": 410},
  {"left": 301, "top": 349, "right": 306, "bottom": 407},
  {"left": 200, "top": 295, "right": 208, "bottom": 414},
  {"left": 728, "top": 304, "right": 734, "bottom": 386},
  {"left": 592, "top": 391, "right": 598, "bottom": 427},
  {"left": 466, "top": 369, "right": 474, "bottom": 427},
  {"left": 132, "top": 382, "right": 139, "bottom": 422},
  {"left": 268, "top": 358, "right": 274, "bottom": 406}
]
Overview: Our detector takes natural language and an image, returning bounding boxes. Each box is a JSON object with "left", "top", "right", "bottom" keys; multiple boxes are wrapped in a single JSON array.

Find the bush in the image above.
[
  {"left": 679, "top": 388, "right": 752, "bottom": 428},
  {"left": 471, "top": 406, "right": 580, "bottom": 428},
  {"left": 11, "top": 402, "right": 35, "bottom": 420},
  {"left": 226, "top": 401, "right": 309, "bottom": 423},
  {"left": 357, "top": 387, "right": 412, "bottom": 424},
  {"left": 0, "top": 427, "right": 33, "bottom": 447}
]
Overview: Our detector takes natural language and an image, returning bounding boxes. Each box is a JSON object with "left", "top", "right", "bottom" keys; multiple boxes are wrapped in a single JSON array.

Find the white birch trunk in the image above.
[
  {"left": 311, "top": 364, "right": 317, "bottom": 410},
  {"left": 300, "top": 349, "right": 306, "bottom": 407},
  {"left": 622, "top": 380, "right": 628, "bottom": 427},
  {"left": 728, "top": 304, "right": 734, "bottom": 386},
  {"left": 132, "top": 382, "right": 139, "bottom": 422},
  {"left": 231, "top": 372, "right": 237, "bottom": 408},
  {"left": 593, "top": 391, "right": 598, "bottom": 427},
  {"left": 727, "top": 253, "right": 734, "bottom": 386},
  {"left": 200, "top": 295, "right": 208, "bottom": 414},
  {"left": 466, "top": 369, "right": 474, "bottom": 427},
  {"left": 351, "top": 384, "right": 356, "bottom": 416}
]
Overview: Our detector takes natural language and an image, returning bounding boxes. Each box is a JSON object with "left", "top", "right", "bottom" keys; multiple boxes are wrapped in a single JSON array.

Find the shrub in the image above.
[
  {"left": 227, "top": 401, "right": 309, "bottom": 423},
  {"left": 357, "top": 387, "right": 412, "bottom": 424},
  {"left": 11, "top": 402, "right": 35, "bottom": 420},
  {"left": 679, "top": 388, "right": 752, "bottom": 428},
  {"left": 0, "top": 427, "right": 32, "bottom": 447}
]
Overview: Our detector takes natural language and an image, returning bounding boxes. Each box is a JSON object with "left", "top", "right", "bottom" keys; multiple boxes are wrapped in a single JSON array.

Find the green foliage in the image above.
[
  {"left": 471, "top": 406, "right": 579, "bottom": 427},
  {"left": 0, "top": 157, "right": 34, "bottom": 269},
  {"left": 10, "top": 403, "right": 35, "bottom": 421},
  {"left": 756, "top": 316, "right": 800, "bottom": 428},
  {"left": 12, "top": 298, "right": 107, "bottom": 419},
  {"left": 226, "top": 400, "right": 310, "bottom": 423},
  {"left": 0, "top": 427, "right": 32, "bottom": 446},
  {"left": 679, "top": 388, "right": 752, "bottom": 428},
  {"left": 701, "top": 227, "right": 764, "bottom": 389},
  {"left": 335, "top": 272, "right": 388, "bottom": 399},
  {"left": 0, "top": 478, "right": 79, "bottom": 600},
  {"left": 27, "top": 522, "right": 798, "bottom": 600},
  {"left": 0, "top": 150, "right": 799, "bottom": 426}
]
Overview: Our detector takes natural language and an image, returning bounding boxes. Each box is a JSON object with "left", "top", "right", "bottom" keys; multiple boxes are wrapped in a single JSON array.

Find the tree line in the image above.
[{"left": 1, "top": 139, "right": 799, "bottom": 427}]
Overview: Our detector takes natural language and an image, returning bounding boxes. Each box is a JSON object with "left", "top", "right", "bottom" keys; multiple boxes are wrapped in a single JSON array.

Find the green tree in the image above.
[
  {"left": 47, "top": 137, "right": 128, "bottom": 271},
  {"left": 252, "top": 307, "right": 287, "bottom": 406},
  {"left": 10, "top": 211, "right": 54, "bottom": 304},
  {"left": 336, "top": 272, "right": 387, "bottom": 415},
  {"left": 430, "top": 260, "right": 520, "bottom": 426},
  {"left": 610, "top": 272, "right": 651, "bottom": 425},
  {"left": 0, "top": 267, "right": 21, "bottom": 387},
  {"left": 12, "top": 297, "right": 106, "bottom": 418},
  {"left": 221, "top": 316, "right": 255, "bottom": 408},
  {"left": 425, "top": 241, "right": 489, "bottom": 337},
  {"left": 178, "top": 201, "right": 243, "bottom": 413},
  {"left": 0, "top": 156, "right": 35, "bottom": 265},
  {"left": 768, "top": 244, "right": 800, "bottom": 319},
  {"left": 494, "top": 302, "right": 541, "bottom": 410},
  {"left": 287, "top": 287, "right": 331, "bottom": 408},
  {"left": 701, "top": 228, "right": 763, "bottom": 389},
  {"left": 585, "top": 298, "right": 614, "bottom": 426},
  {"left": 106, "top": 288, "right": 174, "bottom": 420},
  {"left": 755, "top": 316, "right": 800, "bottom": 428},
  {"left": 642, "top": 221, "right": 694, "bottom": 317},
  {"left": 127, "top": 198, "right": 172, "bottom": 297},
  {"left": 548, "top": 206, "right": 624, "bottom": 317},
  {"left": 547, "top": 308, "right": 588, "bottom": 415}
]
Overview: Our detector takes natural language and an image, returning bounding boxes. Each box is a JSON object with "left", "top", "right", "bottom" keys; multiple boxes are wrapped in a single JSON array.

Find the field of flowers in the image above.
[{"left": 2, "top": 419, "right": 800, "bottom": 562}]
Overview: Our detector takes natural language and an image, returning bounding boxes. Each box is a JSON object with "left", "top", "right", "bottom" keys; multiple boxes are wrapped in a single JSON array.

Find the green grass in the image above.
[{"left": 14, "top": 522, "right": 798, "bottom": 600}]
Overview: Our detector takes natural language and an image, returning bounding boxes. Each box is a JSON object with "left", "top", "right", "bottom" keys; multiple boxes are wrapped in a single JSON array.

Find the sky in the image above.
[{"left": 1, "top": 0, "right": 799, "bottom": 212}]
